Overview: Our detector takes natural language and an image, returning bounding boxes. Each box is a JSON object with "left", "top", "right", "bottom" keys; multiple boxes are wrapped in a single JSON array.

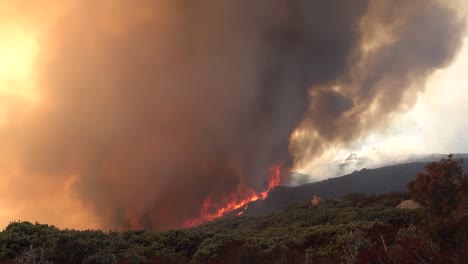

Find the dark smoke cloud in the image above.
[{"left": 9, "top": 0, "right": 465, "bottom": 230}]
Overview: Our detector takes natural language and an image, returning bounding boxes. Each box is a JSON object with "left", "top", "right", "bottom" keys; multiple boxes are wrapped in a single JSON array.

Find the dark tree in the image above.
[{"left": 408, "top": 154, "right": 467, "bottom": 217}]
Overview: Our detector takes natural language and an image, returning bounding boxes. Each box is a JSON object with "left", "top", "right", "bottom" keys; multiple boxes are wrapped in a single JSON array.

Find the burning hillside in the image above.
[{"left": 183, "top": 165, "right": 281, "bottom": 227}]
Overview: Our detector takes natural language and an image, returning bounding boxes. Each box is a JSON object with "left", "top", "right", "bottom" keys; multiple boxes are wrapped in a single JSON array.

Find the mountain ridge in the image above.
[{"left": 244, "top": 155, "right": 468, "bottom": 216}]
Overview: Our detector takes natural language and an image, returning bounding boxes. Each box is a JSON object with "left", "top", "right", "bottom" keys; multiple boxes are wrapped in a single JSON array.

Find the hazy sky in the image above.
[{"left": 0, "top": 1, "right": 466, "bottom": 230}]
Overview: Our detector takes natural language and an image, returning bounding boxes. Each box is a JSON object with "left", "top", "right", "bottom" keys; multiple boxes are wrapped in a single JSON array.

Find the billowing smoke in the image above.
[
  {"left": 290, "top": 0, "right": 466, "bottom": 168},
  {"left": 2, "top": 0, "right": 465, "bottom": 230}
]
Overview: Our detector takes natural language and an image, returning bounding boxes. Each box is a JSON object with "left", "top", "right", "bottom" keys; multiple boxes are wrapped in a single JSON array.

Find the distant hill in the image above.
[{"left": 244, "top": 157, "right": 468, "bottom": 216}]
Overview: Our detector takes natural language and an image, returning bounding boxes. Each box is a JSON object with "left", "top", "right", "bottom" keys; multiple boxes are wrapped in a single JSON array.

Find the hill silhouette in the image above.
[{"left": 245, "top": 158, "right": 468, "bottom": 216}]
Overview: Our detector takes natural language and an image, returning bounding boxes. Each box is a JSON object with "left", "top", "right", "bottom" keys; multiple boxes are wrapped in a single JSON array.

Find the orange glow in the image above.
[
  {"left": 0, "top": 28, "right": 40, "bottom": 126},
  {"left": 183, "top": 165, "right": 281, "bottom": 228}
]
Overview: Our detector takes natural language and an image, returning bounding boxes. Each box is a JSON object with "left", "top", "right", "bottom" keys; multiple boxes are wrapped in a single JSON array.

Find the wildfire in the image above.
[{"left": 183, "top": 165, "right": 281, "bottom": 227}]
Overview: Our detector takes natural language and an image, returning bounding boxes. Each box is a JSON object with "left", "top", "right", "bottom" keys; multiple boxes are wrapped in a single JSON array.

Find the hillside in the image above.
[
  {"left": 0, "top": 156, "right": 467, "bottom": 263},
  {"left": 244, "top": 158, "right": 468, "bottom": 216},
  {"left": 1, "top": 192, "right": 466, "bottom": 264}
]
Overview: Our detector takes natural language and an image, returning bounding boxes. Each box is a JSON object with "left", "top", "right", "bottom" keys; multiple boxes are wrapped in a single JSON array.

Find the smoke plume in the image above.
[{"left": 1, "top": 0, "right": 465, "bottom": 230}]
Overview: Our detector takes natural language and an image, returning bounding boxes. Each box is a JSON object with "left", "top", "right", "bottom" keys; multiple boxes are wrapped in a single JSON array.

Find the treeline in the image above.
[{"left": 0, "top": 156, "right": 467, "bottom": 263}]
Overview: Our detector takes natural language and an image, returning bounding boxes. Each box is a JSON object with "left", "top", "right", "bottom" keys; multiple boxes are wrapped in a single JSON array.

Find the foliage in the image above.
[
  {"left": 408, "top": 154, "right": 467, "bottom": 217},
  {"left": 0, "top": 194, "right": 407, "bottom": 263},
  {"left": 16, "top": 246, "right": 53, "bottom": 264}
]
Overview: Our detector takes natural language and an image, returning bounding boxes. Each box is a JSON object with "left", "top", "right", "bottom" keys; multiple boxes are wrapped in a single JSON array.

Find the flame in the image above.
[{"left": 183, "top": 165, "right": 281, "bottom": 227}]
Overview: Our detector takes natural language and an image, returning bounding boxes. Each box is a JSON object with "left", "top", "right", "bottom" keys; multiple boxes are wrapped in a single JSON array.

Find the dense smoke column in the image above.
[{"left": 12, "top": 0, "right": 465, "bottom": 229}]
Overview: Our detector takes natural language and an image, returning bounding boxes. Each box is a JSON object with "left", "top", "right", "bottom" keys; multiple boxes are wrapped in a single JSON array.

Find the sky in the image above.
[{"left": 0, "top": 0, "right": 467, "bottom": 230}]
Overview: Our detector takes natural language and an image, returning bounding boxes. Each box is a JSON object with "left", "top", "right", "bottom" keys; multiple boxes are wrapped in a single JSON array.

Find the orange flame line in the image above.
[{"left": 183, "top": 165, "right": 281, "bottom": 228}]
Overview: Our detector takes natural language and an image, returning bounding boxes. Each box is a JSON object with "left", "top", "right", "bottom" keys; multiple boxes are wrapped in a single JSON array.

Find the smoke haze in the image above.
[{"left": 0, "top": 0, "right": 465, "bottom": 230}]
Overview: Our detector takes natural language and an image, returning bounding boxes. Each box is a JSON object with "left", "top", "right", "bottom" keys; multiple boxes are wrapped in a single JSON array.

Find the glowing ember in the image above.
[{"left": 183, "top": 165, "right": 281, "bottom": 227}]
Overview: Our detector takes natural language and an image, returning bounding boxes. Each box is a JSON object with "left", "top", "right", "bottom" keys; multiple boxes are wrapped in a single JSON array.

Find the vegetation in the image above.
[
  {"left": 0, "top": 156, "right": 467, "bottom": 263},
  {"left": 408, "top": 154, "right": 467, "bottom": 217}
]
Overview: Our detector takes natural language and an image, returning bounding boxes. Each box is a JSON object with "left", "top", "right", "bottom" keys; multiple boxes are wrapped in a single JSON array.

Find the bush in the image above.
[{"left": 408, "top": 154, "right": 467, "bottom": 217}]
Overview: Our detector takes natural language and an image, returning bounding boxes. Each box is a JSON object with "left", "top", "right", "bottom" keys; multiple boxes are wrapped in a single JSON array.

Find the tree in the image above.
[{"left": 408, "top": 154, "right": 467, "bottom": 217}]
